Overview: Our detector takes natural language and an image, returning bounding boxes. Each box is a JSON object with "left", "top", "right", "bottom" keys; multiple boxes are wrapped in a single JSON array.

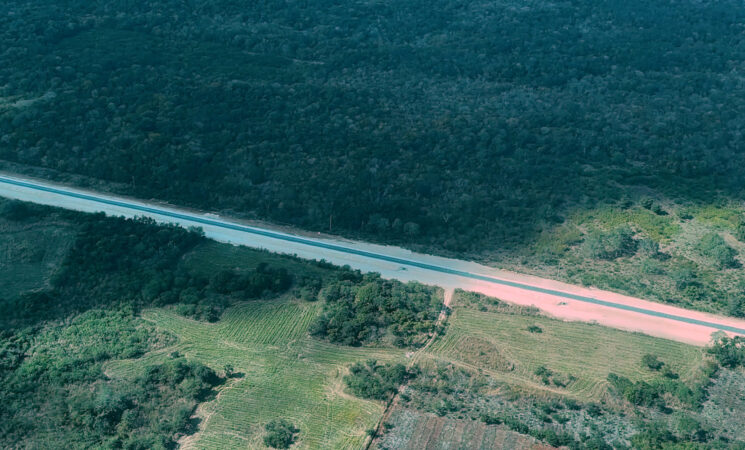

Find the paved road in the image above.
[{"left": 2, "top": 173, "right": 744, "bottom": 344}]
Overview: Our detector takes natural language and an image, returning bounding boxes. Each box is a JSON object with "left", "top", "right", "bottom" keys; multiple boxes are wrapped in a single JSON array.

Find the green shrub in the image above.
[
  {"left": 583, "top": 226, "right": 637, "bottom": 260},
  {"left": 642, "top": 354, "right": 664, "bottom": 371},
  {"left": 343, "top": 360, "right": 417, "bottom": 401},
  {"left": 735, "top": 221, "right": 745, "bottom": 243},
  {"left": 696, "top": 233, "right": 739, "bottom": 269},
  {"left": 263, "top": 419, "right": 299, "bottom": 449},
  {"left": 708, "top": 335, "right": 745, "bottom": 368}
]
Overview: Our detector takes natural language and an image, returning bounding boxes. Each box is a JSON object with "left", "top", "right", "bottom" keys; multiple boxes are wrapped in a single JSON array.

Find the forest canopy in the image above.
[{"left": 2, "top": 0, "right": 745, "bottom": 257}]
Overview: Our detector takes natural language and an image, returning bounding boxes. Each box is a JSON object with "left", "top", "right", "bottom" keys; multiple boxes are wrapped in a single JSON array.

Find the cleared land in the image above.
[
  {"left": 377, "top": 409, "right": 552, "bottom": 450},
  {"left": 425, "top": 291, "right": 705, "bottom": 401},
  {"left": 105, "top": 297, "right": 406, "bottom": 449}
]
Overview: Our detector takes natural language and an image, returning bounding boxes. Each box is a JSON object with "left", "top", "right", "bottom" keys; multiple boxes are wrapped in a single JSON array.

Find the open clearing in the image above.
[
  {"left": 105, "top": 297, "right": 406, "bottom": 449},
  {"left": 424, "top": 291, "right": 705, "bottom": 402},
  {"left": 376, "top": 409, "right": 552, "bottom": 450}
]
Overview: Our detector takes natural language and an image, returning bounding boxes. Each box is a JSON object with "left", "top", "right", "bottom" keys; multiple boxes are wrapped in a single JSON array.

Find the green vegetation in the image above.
[
  {"left": 606, "top": 368, "right": 714, "bottom": 411},
  {"left": 344, "top": 360, "right": 416, "bottom": 401},
  {"left": 582, "top": 225, "right": 638, "bottom": 260},
  {"left": 374, "top": 290, "right": 743, "bottom": 449},
  {"left": 642, "top": 354, "right": 665, "bottom": 371},
  {"left": 696, "top": 232, "right": 740, "bottom": 269},
  {"left": 264, "top": 419, "right": 299, "bottom": 449},
  {"left": 524, "top": 202, "right": 745, "bottom": 316},
  {"left": 0, "top": 306, "right": 222, "bottom": 448},
  {"left": 310, "top": 276, "right": 441, "bottom": 347},
  {"left": 2, "top": 201, "right": 745, "bottom": 449},
  {"left": 112, "top": 301, "right": 402, "bottom": 449},
  {"left": 0, "top": 200, "right": 413, "bottom": 449},
  {"left": 427, "top": 291, "right": 703, "bottom": 401},
  {"left": 4, "top": 0, "right": 745, "bottom": 315},
  {"left": 708, "top": 335, "right": 745, "bottom": 369}
]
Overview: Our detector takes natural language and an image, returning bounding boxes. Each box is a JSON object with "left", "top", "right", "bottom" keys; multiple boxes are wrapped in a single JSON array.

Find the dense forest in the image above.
[{"left": 2, "top": 0, "right": 745, "bottom": 257}]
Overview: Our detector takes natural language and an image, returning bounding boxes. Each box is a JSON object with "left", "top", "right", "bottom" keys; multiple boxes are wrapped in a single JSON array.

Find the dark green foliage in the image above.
[
  {"left": 0, "top": 308, "right": 222, "bottom": 448},
  {"left": 0, "top": 214, "right": 292, "bottom": 328},
  {"left": 642, "top": 354, "right": 665, "bottom": 371},
  {"left": 708, "top": 335, "right": 745, "bottom": 368},
  {"left": 736, "top": 221, "right": 745, "bottom": 243},
  {"left": 527, "top": 325, "right": 543, "bottom": 333},
  {"left": 4, "top": 0, "right": 745, "bottom": 260},
  {"left": 607, "top": 373, "right": 661, "bottom": 408},
  {"left": 727, "top": 294, "right": 745, "bottom": 318},
  {"left": 607, "top": 370, "right": 712, "bottom": 411},
  {"left": 310, "top": 274, "right": 440, "bottom": 347},
  {"left": 533, "top": 366, "right": 575, "bottom": 388},
  {"left": 583, "top": 226, "right": 637, "bottom": 260},
  {"left": 0, "top": 200, "right": 46, "bottom": 221},
  {"left": 263, "top": 419, "right": 299, "bottom": 449},
  {"left": 638, "top": 239, "right": 662, "bottom": 259},
  {"left": 0, "top": 208, "right": 299, "bottom": 448},
  {"left": 479, "top": 412, "right": 502, "bottom": 425},
  {"left": 696, "top": 233, "right": 739, "bottom": 269},
  {"left": 630, "top": 422, "right": 678, "bottom": 450},
  {"left": 344, "top": 360, "right": 416, "bottom": 401}
]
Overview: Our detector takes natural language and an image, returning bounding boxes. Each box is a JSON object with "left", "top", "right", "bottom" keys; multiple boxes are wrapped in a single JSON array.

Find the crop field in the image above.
[
  {"left": 105, "top": 296, "right": 406, "bottom": 449},
  {"left": 425, "top": 292, "right": 705, "bottom": 401},
  {"left": 376, "top": 409, "right": 550, "bottom": 450}
]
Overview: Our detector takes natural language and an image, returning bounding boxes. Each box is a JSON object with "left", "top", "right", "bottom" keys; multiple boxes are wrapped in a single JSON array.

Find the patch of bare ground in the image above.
[{"left": 375, "top": 408, "right": 554, "bottom": 450}]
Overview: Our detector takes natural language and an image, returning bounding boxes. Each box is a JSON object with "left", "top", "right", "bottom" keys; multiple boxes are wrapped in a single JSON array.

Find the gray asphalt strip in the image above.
[{"left": 2, "top": 175, "right": 745, "bottom": 335}]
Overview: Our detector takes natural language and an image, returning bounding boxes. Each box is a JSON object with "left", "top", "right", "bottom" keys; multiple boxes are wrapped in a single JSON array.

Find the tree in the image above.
[
  {"left": 263, "top": 419, "right": 299, "bottom": 449},
  {"left": 583, "top": 226, "right": 637, "bottom": 260},
  {"left": 708, "top": 335, "right": 745, "bottom": 368},
  {"left": 697, "top": 233, "right": 739, "bottom": 269},
  {"left": 344, "top": 360, "right": 416, "bottom": 401},
  {"left": 642, "top": 354, "right": 664, "bottom": 371}
]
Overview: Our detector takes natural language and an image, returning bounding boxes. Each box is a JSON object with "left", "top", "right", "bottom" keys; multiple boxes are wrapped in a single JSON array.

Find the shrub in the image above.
[
  {"left": 696, "top": 233, "right": 739, "bottom": 269},
  {"left": 708, "top": 335, "right": 745, "bottom": 368},
  {"left": 344, "top": 360, "right": 417, "bottom": 401},
  {"left": 263, "top": 419, "right": 299, "bottom": 449},
  {"left": 735, "top": 221, "right": 745, "bottom": 243},
  {"left": 642, "top": 354, "right": 664, "bottom": 371},
  {"left": 727, "top": 294, "right": 745, "bottom": 318},
  {"left": 583, "top": 225, "right": 637, "bottom": 260}
]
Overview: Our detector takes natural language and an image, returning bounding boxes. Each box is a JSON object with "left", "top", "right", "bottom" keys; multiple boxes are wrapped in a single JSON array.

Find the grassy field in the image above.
[
  {"left": 105, "top": 295, "right": 407, "bottom": 449},
  {"left": 424, "top": 291, "right": 705, "bottom": 402}
]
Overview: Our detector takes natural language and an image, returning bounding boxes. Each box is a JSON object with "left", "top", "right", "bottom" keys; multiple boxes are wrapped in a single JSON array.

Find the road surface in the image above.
[{"left": 1, "top": 172, "right": 744, "bottom": 345}]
